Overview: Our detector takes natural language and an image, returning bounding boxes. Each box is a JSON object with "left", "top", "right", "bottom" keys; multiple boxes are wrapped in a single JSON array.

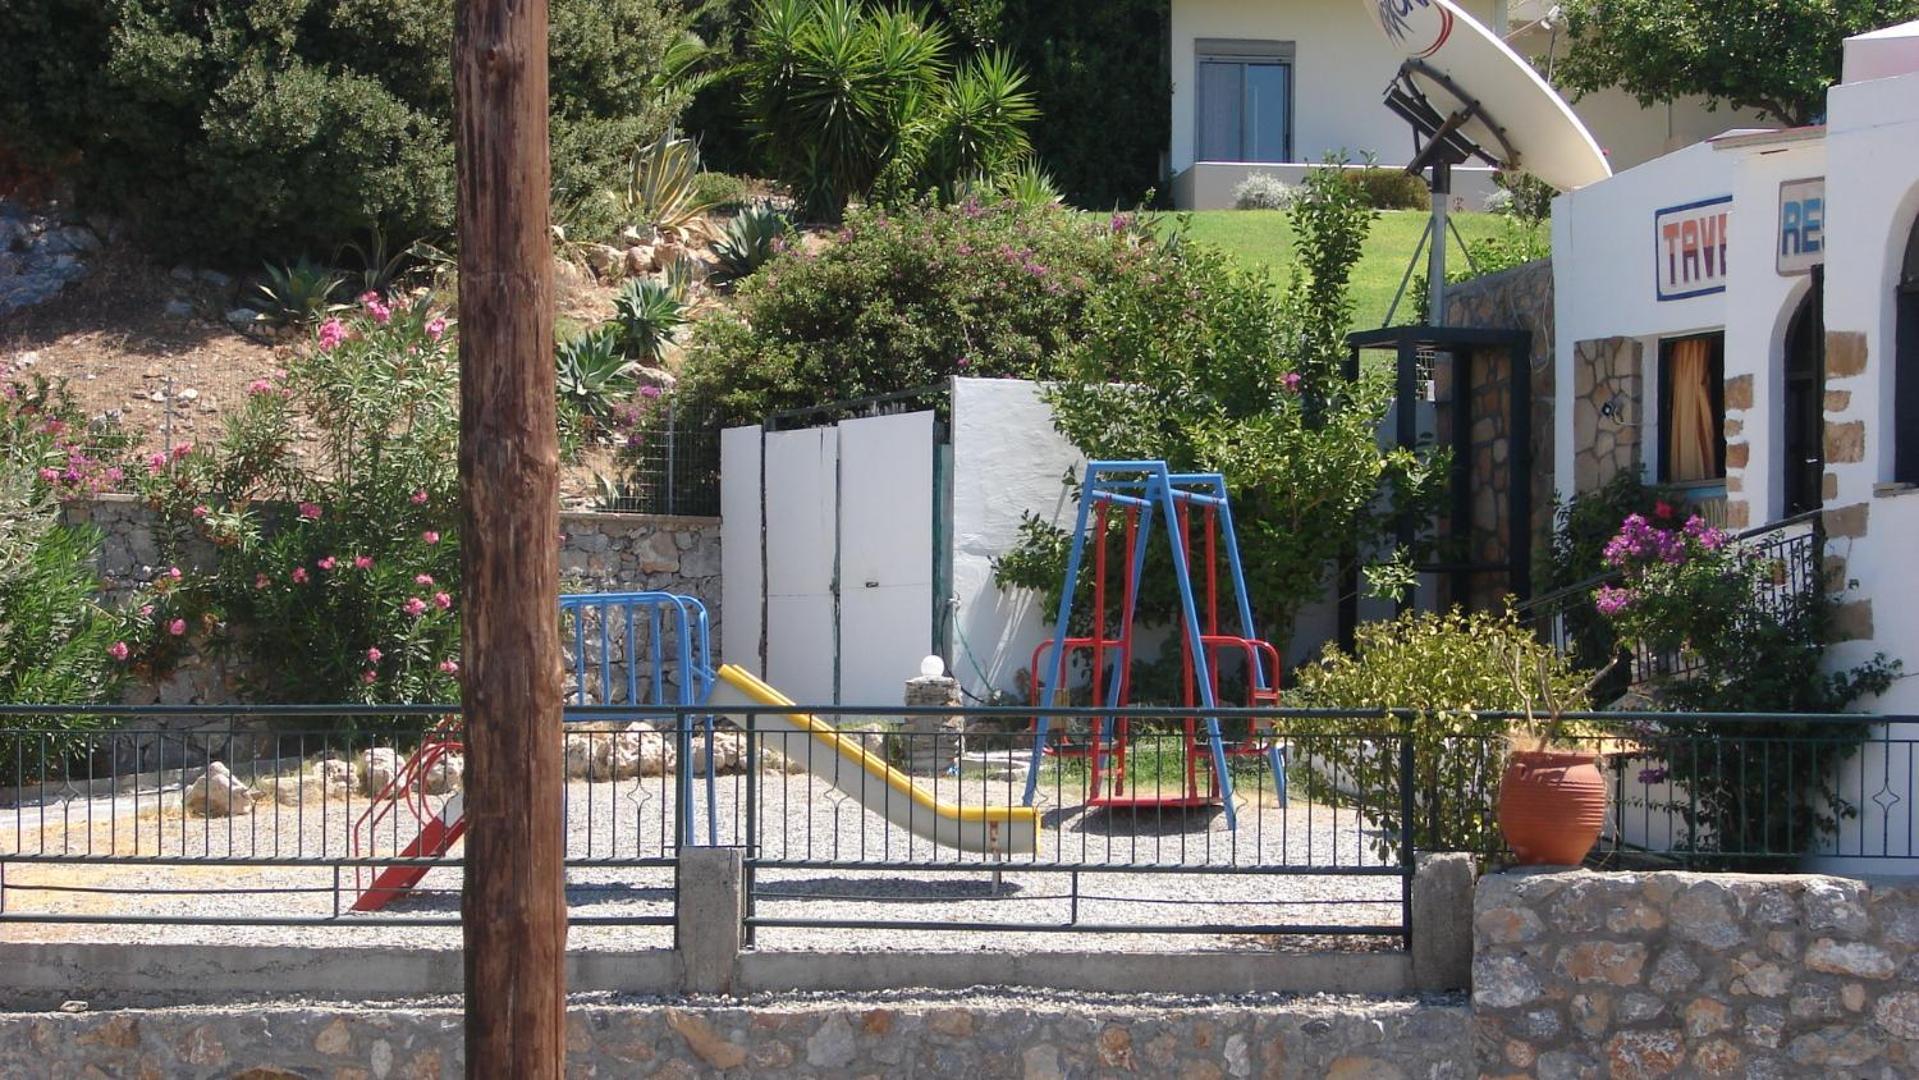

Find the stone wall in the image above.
[
  {"left": 0, "top": 994, "right": 1471, "bottom": 1079},
  {"left": 1442, "top": 258, "right": 1556, "bottom": 610},
  {"left": 57, "top": 495, "right": 720, "bottom": 709},
  {"left": 1474, "top": 868, "right": 1919, "bottom": 1077},
  {"left": 1570, "top": 336, "right": 1645, "bottom": 496}
]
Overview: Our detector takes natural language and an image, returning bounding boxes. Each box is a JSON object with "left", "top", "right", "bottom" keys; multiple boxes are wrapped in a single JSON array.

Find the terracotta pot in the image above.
[{"left": 1499, "top": 749, "right": 1607, "bottom": 866}]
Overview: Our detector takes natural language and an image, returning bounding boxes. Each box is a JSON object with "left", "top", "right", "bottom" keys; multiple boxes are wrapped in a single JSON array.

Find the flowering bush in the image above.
[
  {"left": 1591, "top": 503, "right": 1745, "bottom": 657},
  {"left": 2, "top": 375, "right": 133, "bottom": 501},
  {"left": 120, "top": 293, "right": 461, "bottom": 711},
  {"left": 670, "top": 198, "right": 1171, "bottom": 425}
]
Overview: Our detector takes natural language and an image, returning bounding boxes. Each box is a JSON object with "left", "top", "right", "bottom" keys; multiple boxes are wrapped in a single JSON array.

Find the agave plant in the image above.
[
  {"left": 555, "top": 327, "right": 640, "bottom": 425},
  {"left": 710, "top": 203, "right": 792, "bottom": 285},
  {"left": 624, "top": 129, "right": 717, "bottom": 232},
  {"left": 336, "top": 228, "right": 422, "bottom": 297},
  {"left": 254, "top": 258, "right": 347, "bottom": 327},
  {"left": 612, "top": 278, "right": 689, "bottom": 366},
  {"left": 987, "top": 158, "right": 1062, "bottom": 208}
]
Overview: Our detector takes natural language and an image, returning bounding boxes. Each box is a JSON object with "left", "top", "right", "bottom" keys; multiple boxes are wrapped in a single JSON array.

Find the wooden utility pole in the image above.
[{"left": 454, "top": 0, "right": 565, "bottom": 1074}]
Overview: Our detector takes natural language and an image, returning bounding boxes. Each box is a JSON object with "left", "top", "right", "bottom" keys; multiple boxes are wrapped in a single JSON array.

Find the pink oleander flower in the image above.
[
  {"left": 433, "top": 591, "right": 452, "bottom": 610},
  {"left": 166, "top": 566, "right": 182, "bottom": 580},
  {"left": 1280, "top": 372, "right": 1303, "bottom": 394},
  {"left": 403, "top": 597, "right": 429, "bottom": 618},
  {"left": 360, "top": 291, "right": 392, "bottom": 325},
  {"left": 191, "top": 504, "right": 210, "bottom": 519},
  {"left": 639, "top": 385, "right": 662, "bottom": 399},
  {"left": 247, "top": 378, "right": 274, "bottom": 396},
  {"left": 409, "top": 489, "right": 430, "bottom": 506},
  {"left": 421, "top": 530, "right": 441, "bottom": 545},
  {"left": 425, "top": 317, "right": 447, "bottom": 342},
  {"left": 438, "top": 658, "right": 460, "bottom": 676},
  {"left": 145, "top": 452, "right": 167, "bottom": 474},
  {"left": 414, "top": 573, "right": 434, "bottom": 587},
  {"left": 291, "top": 567, "right": 309, "bottom": 584},
  {"left": 354, "top": 555, "right": 374, "bottom": 570},
  {"left": 37, "top": 467, "right": 58, "bottom": 483},
  {"left": 108, "top": 641, "right": 130, "bottom": 662},
  {"left": 171, "top": 443, "right": 192, "bottom": 460},
  {"left": 254, "top": 573, "right": 270, "bottom": 590},
  {"left": 298, "top": 502, "right": 322, "bottom": 521},
  {"left": 139, "top": 605, "right": 154, "bottom": 617},
  {"left": 167, "top": 618, "right": 187, "bottom": 637},
  {"left": 318, "top": 556, "right": 337, "bottom": 571},
  {"left": 317, "top": 319, "right": 348, "bottom": 351},
  {"left": 362, "top": 669, "right": 377, "bottom": 685},
  {"left": 366, "top": 647, "right": 383, "bottom": 663}
]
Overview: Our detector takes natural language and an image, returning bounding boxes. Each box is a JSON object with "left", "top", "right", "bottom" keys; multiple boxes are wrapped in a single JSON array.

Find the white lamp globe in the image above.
[{"left": 919, "top": 655, "right": 946, "bottom": 678}]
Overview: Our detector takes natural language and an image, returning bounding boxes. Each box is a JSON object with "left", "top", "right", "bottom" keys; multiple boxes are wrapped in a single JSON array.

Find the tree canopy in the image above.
[{"left": 1555, "top": 0, "right": 1919, "bottom": 127}]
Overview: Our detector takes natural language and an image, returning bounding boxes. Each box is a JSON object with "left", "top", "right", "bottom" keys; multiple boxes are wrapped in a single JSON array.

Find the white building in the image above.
[
  {"left": 1550, "top": 21, "right": 1919, "bottom": 715},
  {"left": 1168, "top": 0, "right": 1768, "bottom": 209}
]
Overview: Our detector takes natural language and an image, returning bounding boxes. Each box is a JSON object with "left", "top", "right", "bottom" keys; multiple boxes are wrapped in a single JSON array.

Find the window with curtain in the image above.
[
  {"left": 1196, "top": 40, "right": 1293, "bottom": 163},
  {"left": 1660, "top": 333, "right": 1726, "bottom": 484}
]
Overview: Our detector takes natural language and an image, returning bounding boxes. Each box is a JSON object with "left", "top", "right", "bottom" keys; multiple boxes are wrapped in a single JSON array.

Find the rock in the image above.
[
  {"left": 688, "top": 729, "right": 745, "bottom": 776},
  {"left": 1874, "top": 992, "right": 1919, "bottom": 1039},
  {"left": 318, "top": 758, "right": 354, "bottom": 789},
  {"left": 224, "top": 306, "right": 260, "bottom": 329},
  {"left": 197, "top": 268, "right": 233, "bottom": 289},
  {"left": 1474, "top": 954, "right": 1543, "bottom": 1009},
  {"left": 170, "top": 265, "right": 197, "bottom": 283},
  {"left": 358, "top": 747, "right": 400, "bottom": 797},
  {"left": 39, "top": 225, "right": 100, "bottom": 255},
  {"left": 421, "top": 751, "right": 463, "bottom": 795},
  {"left": 58, "top": 1000, "right": 88, "bottom": 1014},
  {"left": 163, "top": 298, "right": 194, "bottom": 319},
  {"left": 583, "top": 244, "right": 625, "bottom": 280},
  {"left": 624, "top": 245, "right": 655, "bottom": 276},
  {"left": 184, "top": 761, "right": 252, "bottom": 816},
  {"left": 565, "top": 735, "right": 596, "bottom": 780},
  {"left": 1806, "top": 938, "right": 1896, "bottom": 979},
  {"left": 176, "top": 387, "right": 199, "bottom": 402}
]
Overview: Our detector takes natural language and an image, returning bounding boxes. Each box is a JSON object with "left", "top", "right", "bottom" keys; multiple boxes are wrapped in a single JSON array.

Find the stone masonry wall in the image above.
[
  {"left": 1474, "top": 869, "right": 1919, "bottom": 1077},
  {"left": 57, "top": 495, "right": 720, "bottom": 709},
  {"left": 0, "top": 994, "right": 1472, "bottom": 1079}
]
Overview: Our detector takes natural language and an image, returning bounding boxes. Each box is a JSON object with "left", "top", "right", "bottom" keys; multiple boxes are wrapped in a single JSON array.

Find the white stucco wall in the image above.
[
  {"left": 1551, "top": 142, "right": 1734, "bottom": 490},
  {"left": 1822, "top": 68, "right": 1919, "bottom": 714},
  {"left": 947, "top": 378, "right": 1087, "bottom": 702}
]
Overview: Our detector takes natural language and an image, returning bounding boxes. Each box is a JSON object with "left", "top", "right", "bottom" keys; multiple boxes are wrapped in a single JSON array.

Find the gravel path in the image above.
[{"left": 2, "top": 759, "right": 1403, "bottom": 953}]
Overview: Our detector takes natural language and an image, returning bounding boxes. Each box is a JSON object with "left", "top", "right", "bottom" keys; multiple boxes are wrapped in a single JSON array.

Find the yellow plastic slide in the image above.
[{"left": 710, "top": 664, "right": 1038, "bottom": 855}]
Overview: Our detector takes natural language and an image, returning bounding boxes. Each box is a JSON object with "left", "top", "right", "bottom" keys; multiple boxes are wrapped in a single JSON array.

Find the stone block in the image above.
[
  {"left": 676, "top": 847, "right": 743, "bottom": 994},
  {"left": 1824, "top": 420, "right": 1865, "bottom": 464},
  {"left": 1413, "top": 853, "right": 1475, "bottom": 990},
  {"left": 1831, "top": 600, "right": 1873, "bottom": 642},
  {"left": 1823, "top": 502, "right": 1868, "bottom": 539},
  {"left": 1725, "top": 441, "right": 1750, "bottom": 469},
  {"left": 1825, "top": 331, "right": 1867, "bottom": 378},
  {"left": 1723, "top": 374, "right": 1754, "bottom": 411},
  {"left": 1824, "top": 389, "right": 1852, "bottom": 414}
]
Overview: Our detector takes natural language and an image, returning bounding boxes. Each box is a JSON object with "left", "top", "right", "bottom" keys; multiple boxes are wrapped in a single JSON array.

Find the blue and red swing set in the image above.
[{"left": 1022, "top": 461, "right": 1287, "bottom": 828}]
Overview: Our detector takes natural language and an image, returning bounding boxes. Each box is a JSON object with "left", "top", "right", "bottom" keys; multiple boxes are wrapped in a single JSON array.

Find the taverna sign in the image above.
[{"left": 1654, "top": 195, "right": 1731, "bottom": 301}]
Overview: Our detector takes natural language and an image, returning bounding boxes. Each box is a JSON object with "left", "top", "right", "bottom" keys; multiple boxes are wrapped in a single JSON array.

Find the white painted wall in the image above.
[
  {"left": 719, "top": 425, "right": 763, "bottom": 674},
  {"left": 1551, "top": 142, "right": 1734, "bottom": 489},
  {"left": 1821, "top": 68, "right": 1919, "bottom": 715},
  {"left": 948, "top": 378, "right": 1086, "bottom": 703}
]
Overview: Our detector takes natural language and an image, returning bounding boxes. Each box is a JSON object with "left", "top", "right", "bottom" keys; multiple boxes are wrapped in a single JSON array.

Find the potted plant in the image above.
[{"left": 1496, "top": 647, "right": 1610, "bottom": 865}]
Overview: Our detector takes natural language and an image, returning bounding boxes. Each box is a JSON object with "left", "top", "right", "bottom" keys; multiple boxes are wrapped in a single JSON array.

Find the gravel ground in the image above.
[{"left": 2, "top": 758, "right": 1402, "bottom": 953}]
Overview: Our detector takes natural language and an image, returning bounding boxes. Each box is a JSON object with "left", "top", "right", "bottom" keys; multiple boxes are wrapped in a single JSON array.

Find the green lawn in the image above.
[{"left": 1173, "top": 209, "right": 1545, "bottom": 331}]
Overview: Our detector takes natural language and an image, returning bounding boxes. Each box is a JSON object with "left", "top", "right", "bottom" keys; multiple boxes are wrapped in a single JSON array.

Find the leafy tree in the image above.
[
  {"left": 1555, "top": 0, "right": 1919, "bottom": 127},
  {"left": 995, "top": 166, "right": 1449, "bottom": 647},
  {"left": 0, "top": 0, "right": 695, "bottom": 263}
]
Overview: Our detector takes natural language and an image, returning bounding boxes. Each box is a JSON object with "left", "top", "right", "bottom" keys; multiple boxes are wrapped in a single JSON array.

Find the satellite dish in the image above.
[{"left": 1365, "top": 0, "right": 1610, "bottom": 192}]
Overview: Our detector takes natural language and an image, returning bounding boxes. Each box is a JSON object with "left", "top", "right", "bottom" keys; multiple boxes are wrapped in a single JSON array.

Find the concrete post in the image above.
[
  {"left": 676, "top": 847, "right": 743, "bottom": 995},
  {"left": 897, "top": 674, "right": 963, "bottom": 775},
  {"left": 1411, "top": 852, "right": 1476, "bottom": 991}
]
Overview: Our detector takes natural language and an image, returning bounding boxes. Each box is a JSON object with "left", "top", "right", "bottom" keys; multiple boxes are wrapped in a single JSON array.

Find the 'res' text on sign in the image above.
[
  {"left": 1777, "top": 177, "right": 1825, "bottom": 275},
  {"left": 1654, "top": 195, "right": 1731, "bottom": 301}
]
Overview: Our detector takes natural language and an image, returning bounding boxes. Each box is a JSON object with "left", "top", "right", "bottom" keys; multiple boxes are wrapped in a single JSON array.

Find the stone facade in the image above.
[
  {"left": 0, "top": 994, "right": 1472, "bottom": 1079},
  {"left": 1571, "top": 336, "right": 1645, "bottom": 496},
  {"left": 1474, "top": 869, "right": 1919, "bottom": 1077},
  {"left": 1443, "top": 259, "right": 1556, "bottom": 610}
]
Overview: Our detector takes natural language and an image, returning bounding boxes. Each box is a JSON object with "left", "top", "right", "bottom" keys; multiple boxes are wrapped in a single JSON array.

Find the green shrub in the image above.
[
  {"left": 124, "top": 296, "right": 461, "bottom": 711},
  {"left": 1342, "top": 165, "right": 1430, "bottom": 211},
  {"left": 670, "top": 198, "right": 1161, "bottom": 425},
  {"left": 1292, "top": 607, "right": 1592, "bottom": 857},
  {"left": 0, "top": 0, "right": 689, "bottom": 264},
  {"left": 691, "top": 172, "right": 754, "bottom": 211}
]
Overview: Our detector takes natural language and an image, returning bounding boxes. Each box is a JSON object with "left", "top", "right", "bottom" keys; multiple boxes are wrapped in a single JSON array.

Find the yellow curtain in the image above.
[{"left": 1667, "top": 338, "right": 1720, "bottom": 482}]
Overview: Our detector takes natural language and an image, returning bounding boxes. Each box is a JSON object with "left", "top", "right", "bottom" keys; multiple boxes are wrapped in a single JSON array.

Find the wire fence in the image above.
[
  {"left": 4, "top": 704, "right": 1916, "bottom": 944},
  {"left": 595, "top": 426, "right": 721, "bottom": 517}
]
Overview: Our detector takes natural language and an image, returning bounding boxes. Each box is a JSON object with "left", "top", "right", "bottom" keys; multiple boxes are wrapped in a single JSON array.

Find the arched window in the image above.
[
  {"left": 1783, "top": 270, "right": 1824, "bottom": 513},
  {"left": 1899, "top": 217, "right": 1919, "bottom": 484}
]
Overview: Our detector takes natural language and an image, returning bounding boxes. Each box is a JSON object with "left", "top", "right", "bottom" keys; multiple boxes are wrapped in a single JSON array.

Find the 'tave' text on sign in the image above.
[{"left": 1655, "top": 195, "right": 1732, "bottom": 301}]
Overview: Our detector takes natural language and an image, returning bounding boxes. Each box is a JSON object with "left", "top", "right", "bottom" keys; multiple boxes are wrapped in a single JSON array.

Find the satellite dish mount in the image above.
[{"left": 1383, "top": 60, "right": 1516, "bottom": 325}]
